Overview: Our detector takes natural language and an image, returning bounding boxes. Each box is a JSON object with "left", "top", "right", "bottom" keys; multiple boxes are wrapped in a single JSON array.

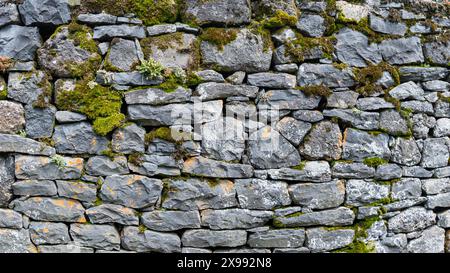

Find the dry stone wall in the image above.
[{"left": 0, "top": 0, "right": 450, "bottom": 253}]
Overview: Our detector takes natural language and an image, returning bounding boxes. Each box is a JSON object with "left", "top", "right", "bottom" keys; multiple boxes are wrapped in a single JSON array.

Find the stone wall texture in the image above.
[{"left": 0, "top": 0, "right": 450, "bottom": 253}]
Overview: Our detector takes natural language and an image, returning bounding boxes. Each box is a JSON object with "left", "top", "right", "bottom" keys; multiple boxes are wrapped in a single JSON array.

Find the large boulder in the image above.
[
  {"left": 0, "top": 25, "right": 42, "bottom": 61},
  {"left": 18, "top": 0, "right": 71, "bottom": 26}
]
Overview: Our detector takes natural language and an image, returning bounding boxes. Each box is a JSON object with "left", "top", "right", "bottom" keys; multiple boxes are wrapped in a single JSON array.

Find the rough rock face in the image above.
[{"left": 0, "top": 0, "right": 449, "bottom": 254}]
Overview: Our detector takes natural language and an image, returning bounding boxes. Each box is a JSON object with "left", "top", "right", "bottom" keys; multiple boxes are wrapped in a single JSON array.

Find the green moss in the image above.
[
  {"left": 93, "top": 113, "right": 126, "bottom": 136},
  {"left": 136, "top": 58, "right": 165, "bottom": 80},
  {"left": 260, "top": 10, "right": 298, "bottom": 29},
  {"left": 0, "top": 87, "right": 7, "bottom": 100},
  {"left": 145, "top": 127, "right": 176, "bottom": 144},
  {"left": 363, "top": 157, "right": 388, "bottom": 168},
  {"left": 199, "top": 28, "right": 239, "bottom": 51},
  {"left": 50, "top": 155, "right": 66, "bottom": 170},
  {"left": 285, "top": 33, "right": 335, "bottom": 62},
  {"left": 141, "top": 32, "right": 185, "bottom": 55},
  {"left": 332, "top": 216, "right": 380, "bottom": 253},
  {"left": 38, "top": 137, "right": 55, "bottom": 147},
  {"left": 128, "top": 152, "right": 144, "bottom": 166},
  {"left": 64, "top": 55, "right": 102, "bottom": 79},
  {"left": 67, "top": 22, "right": 98, "bottom": 53},
  {"left": 93, "top": 197, "right": 103, "bottom": 206},
  {"left": 101, "top": 147, "right": 123, "bottom": 160},
  {"left": 298, "top": 84, "right": 333, "bottom": 97},
  {"left": 32, "top": 72, "right": 53, "bottom": 109},
  {"left": 138, "top": 224, "right": 147, "bottom": 233},
  {"left": 291, "top": 161, "right": 306, "bottom": 171},
  {"left": 353, "top": 62, "right": 400, "bottom": 96}
]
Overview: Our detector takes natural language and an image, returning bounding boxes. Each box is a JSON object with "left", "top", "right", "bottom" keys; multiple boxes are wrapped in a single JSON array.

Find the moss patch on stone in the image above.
[
  {"left": 298, "top": 84, "right": 333, "bottom": 97},
  {"left": 363, "top": 157, "right": 388, "bottom": 168},
  {"left": 353, "top": 62, "right": 400, "bottom": 96},
  {"left": 145, "top": 127, "right": 176, "bottom": 144},
  {"left": 260, "top": 10, "right": 298, "bottom": 29},
  {"left": 285, "top": 33, "right": 335, "bottom": 62},
  {"left": 128, "top": 152, "right": 144, "bottom": 166},
  {"left": 199, "top": 28, "right": 239, "bottom": 51}
]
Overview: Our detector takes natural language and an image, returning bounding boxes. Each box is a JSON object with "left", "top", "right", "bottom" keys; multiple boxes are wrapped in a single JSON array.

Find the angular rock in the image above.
[
  {"left": 252, "top": 0, "right": 298, "bottom": 18},
  {"left": 375, "top": 163, "right": 402, "bottom": 180},
  {"left": 421, "top": 138, "right": 449, "bottom": 168},
  {"left": 389, "top": 81, "right": 424, "bottom": 101},
  {"left": 342, "top": 128, "right": 390, "bottom": 161},
  {"left": 7, "top": 70, "right": 51, "bottom": 105},
  {"left": 0, "top": 228, "right": 37, "bottom": 253},
  {"left": 434, "top": 118, "right": 450, "bottom": 137},
  {"left": 181, "top": 229, "right": 247, "bottom": 248},
  {"left": 427, "top": 192, "right": 450, "bottom": 209},
  {"left": 424, "top": 41, "right": 450, "bottom": 66},
  {"left": 248, "top": 229, "right": 305, "bottom": 248},
  {"left": 306, "top": 227, "right": 355, "bottom": 252},
  {"left": 297, "top": 64, "right": 355, "bottom": 88},
  {"left": 12, "top": 180, "right": 57, "bottom": 197},
  {"left": 235, "top": 179, "right": 290, "bottom": 210},
  {"left": 379, "top": 37, "right": 424, "bottom": 65},
  {"left": 407, "top": 226, "right": 445, "bottom": 253},
  {"left": 0, "top": 101, "right": 25, "bottom": 134},
  {"left": 328, "top": 91, "right": 359, "bottom": 109},
  {"left": 391, "top": 178, "right": 422, "bottom": 200},
  {"left": 379, "top": 109, "right": 410, "bottom": 136},
  {"left": 24, "top": 105, "right": 56, "bottom": 139},
  {"left": 422, "top": 80, "right": 450, "bottom": 92},
  {"left": 296, "top": 13, "right": 326, "bottom": 38},
  {"left": 196, "top": 82, "right": 258, "bottom": 101},
  {"left": 183, "top": 156, "right": 253, "bottom": 178},
  {"left": 99, "top": 175, "right": 163, "bottom": 209},
  {"left": 37, "top": 244, "right": 93, "bottom": 253},
  {"left": 0, "top": 134, "right": 55, "bottom": 156},
  {"left": 201, "top": 28, "right": 272, "bottom": 72},
  {"left": 111, "top": 123, "right": 145, "bottom": 154},
  {"left": 86, "top": 156, "right": 129, "bottom": 176},
  {"left": 12, "top": 197, "right": 86, "bottom": 223},
  {"left": 274, "top": 207, "right": 355, "bottom": 227},
  {"left": 332, "top": 162, "right": 375, "bottom": 179},
  {"left": 399, "top": 66, "right": 448, "bottom": 82},
  {"left": 201, "top": 209, "right": 273, "bottom": 229},
  {"left": 335, "top": 28, "right": 382, "bottom": 67},
  {"left": 258, "top": 89, "right": 321, "bottom": 110},
  {"left": 70, "top": 223, "right": 120, "bottom": 250},
  {"left": 15, "top": 155, "right": 83, "bottom": 180},
  {"left": 388, "top": 207, "right": 436, "bottom": 233},
  {"left": 128, "top": 154, "right": 182, "bottom": 177},
  {"left": 86, "top": 204, "right": 138, "bottom": 226},
  {"left": 268, "top": 161, "right": 332, "bottom": 182},
  {"left": 247, "top": 72, "right": 296, "bottom": 89},
  {"left": 0, "top": 25, "right": 42, "bottom": 61},
  {"left": 96, "top": 71, "right": 163, "bottom": 86},
  {"left": 105, "top": 38, "right": 140, "bottom": 72},
  {"left": 403, "top": 166, "right": 433, "bottom": 178},
  {"left": 422, "top": 178, "right": 450, "bottom": 195},
  {"left": 300, "top": 121, "right": 342, "bottom": 160},
  {"left": 52, "top": 122, "right": 109, "bottom": 155},
  {"left": 195, "top": 70, "right": 224, "bottom": 82},
  {"left": 121, "top": 226, "right": 181, "bottom": 253},
  {"left": 128, "top": 103, "right": 192, "bottom": 126},
  {"left": 390, "top": 137, "right": 421, "bottom": 166},
  {"left": 124, "top": 86, "right": 192, "bottom": 105},
  {"left": 0, "top": 155, "right": 15, "bottom": 206},
  {"left": 0, "top": 3, "right": 20, "bottom": 28},
  {"left": 289, "top": 180, "right": 345, "bottom": 210},
  {"left": 182, "top": 0, "right": 251, "bottom": 26},
  {"left": 56, "top": 180, "right": 97, "bottom": 203},
  {"left": 93, "top": 25, "right": 146, "bottom": 40},
  {"left": 0, "top": 209, "right": 22, "bottom": 229},
  {"left": 29, "top": 222, "right": 69, "bottom": 245},
  {"left": 437, "top": 210, "right": 450, "bottom": 228},
  {"left": 412, "top": 113, "right": 436, "bottom": 138},
  {"left": 345, "top": 180, "right": 390, "bottom": 206},
  {"left": 19, "top": 0, "right": 70, "bottom": 26},
  {"left": 77, "top": 13, "right": 118, "bottom": 25},
  {"left": 142, "top": 210, "right": 201, "bottom": 232},
  {"left": 323, "top": 109, "right": 379, "bottom": 130},
  {"left": 369, "top": 14, "right": 407, "bottom": 35},
  {"left": 275, "top": 117, "right": 311, "bottom": 146}
]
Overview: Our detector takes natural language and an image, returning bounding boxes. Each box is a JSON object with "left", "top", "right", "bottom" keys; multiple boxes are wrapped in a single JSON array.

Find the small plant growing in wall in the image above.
[
  {"left": 50, "top": 155, "right": 66, "bottom": 170},
  {"left": 137, "top": 58, "right": 165, "bottom": 80}
]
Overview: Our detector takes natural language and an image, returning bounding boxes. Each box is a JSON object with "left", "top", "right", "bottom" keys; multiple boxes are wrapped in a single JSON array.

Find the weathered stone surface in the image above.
[
  {"left": 56, "top": 180, "right": 97, "bottom": 203},
  {"left": 15, "top": 155, "right": 83, "bottom": 180},
  {"left": 390, "top": 137, "right": 421, "bottom": 166},
  {"left": 422, "top": 178, "right": 450, "bottom": 195},
  {"left": 19, "top": 0, "right": 70, "bottom": 26},
  {"left": 336, "top": 1, "right": 369, "bottom": 22},
  {"left": 142, "top": 210, "right": 201, "bottom": 232},
  {"left": 332, "top": 162, "right": 375, "bottom": 179},
  {"left": 77, "top": 13, "right": 118, "bottom": 25},
  {"left": 96, "top": 71, "right": 163, "bottom": 86},
  {"left": 323, "top": 109, "right": 379, "bottom": 130},
  {"left": 258, "top": 89, "right": 321, "bottom": 110},
  {"left": 0, "top": 209, "right": 22, "bottom": 229},
  {"left": 412, "top": 113, "right": 436, "bottom": 139},
  {"left": 248, "top": 229, "right": 305, "bottom": 248},
  {"left": 234, "top": 178, "right": 289, "bottom": 210},
  {"left": 182, "top": 229, "right": 247, "bottom": 248},
  {"left": 0, "top": 3, "right": 20, "bottom": 28},
  {"left": 407, "top": 226, "right": 445, "bottom": 253},
  {"left": 0, "top": 228, "right": 37, "bottom": 253},
  {"left": 434, "top": 167, "right": 450, "bottom": 178},
  {"left": 427, "top": 192, "right": 450, "bottom": 209},
  {"left": 434, "top": 118, "right": 450, "bottom": 137},
  {"left": 437, "top": 210, "right": 450, "bottom": 228},
  {"left": 93, "top": 25, "right": 146, "bottom": 40},
  {"left": 99, "top": 175, "right": 163, "bottom": 209},
  {"left": 375, "top": 234, "right": 407, "bottom": 253},
  {"left": 25, "top": 105, "right": 56, "bottom": 139},
  {"left": 328, "top": 91, "right": 359, "bottom": 109},
  {"left": 86, "top": 156, "right": 129, "bottom": 176},
  {"left": 389, "top": 81, "right": 424, "bottom": 101},
  {"left": 274, "top": 207, "right": 355, "bottom": 227},
  {"left": 105, "top": 38, "right": 140, "bottom": 72},
  {"left": 297, "top": 64, "right": 355, "bottom": 88},
  {"left": 0, "top": 155, "right": 15, "bottom": 206},
  {"left": 306, "top": 227, "right": 355, "bottom": 252},
  {"left": 12, "top": 180, "right": 57, "bottom": 197},
  {"left": 122, "top": 226, "right": 181, "bottom": 253},
  {"left": 0, "top": 134, "right": 55, "bottom": 156},
  {"left": 37, "top": 26, "right": 100, "bottom": 78},
  {"left": 421, "top": 138, "right": 449, "bottom": 168},
  {"left": 399, "top": 66, "right": 448, "bottom": 82},
  {"left": 70, "top": 223, "right": 120, "bottom": 250},
  {"left": 379, "top": 109, "right": 409, "bottom": 136},
  {"left": 12, "top": 197, "right": 86, "bottom": 223},
  {"left": 247, "top": 72, "right": 296, "bottom": 89},
  {"left": 124, "top": 86, "right": 192, "bottom": 105},
  {"left": 335, "top": 28, "right": 382, "bottom": 67},
  {"left": 369, "top": 14, "right": 407, "bottom": 35},
  {"left": 289, "top": 180, "right": 345, "bottom": 210},
  {"left": 53, "top": 122, "right": 109, "bottom": 155},
  {"left": 128, "top": 103, "right": 192, "bottom": 126},
  {"left": 292, "top": 110, "right": 323, "bottom": 122},
  {"left": 7, "top": 70, "right": 51, "bottom": 105},
  {"left": 182, "top": 0, "right": 251, "bottom": 26},
  {"left": 268, "top": 161, "right": 331, "bottom": 182},
  {"left": 29, "top": 222, "right": 69, "bottom": 245},
  {"left": 195, "top": 70, "right": 225, "bottom": 82},
  {"left": 300, "top": 121, "right": 342, "bottom": 160},
  {"left": 201, "top": 28, "right": 272, "bottom": 72},
  {"left": 296, "top": 13, "right": 326, "bottom": 38},
  {"left": 183, "top": 156, "right": 253, "bottom": 178},
  {"left": 129, "top": 154, "right": 182, "bottom": 177},
  {"left": 162, "top": 178, "right": 237, "bottom": 210},
  {"left": 391, "top": 178, "right": 422, "bottom": 200},
  {"left": 345, "top": 180, "right": 390, "bottom": 206},
  {"left": 422, "top": 80, "right": 450, "bottom": 92},
  {"left": 37, "top": 244, "right": 93, "bottom": 253},
  {"left": 375, "top": 163, "right": 402, "bottom": 180},
  {"left": 424, "top": 41, "right": 450, "bottom": 66},
  {"left": 379, "top": 37, "right": 424, "bottom": 65},
  {"left": 0, "top": 101, "right": 25, "bottom": 134},
  {"left": 86, "top": 204, "right": 139, "bottom": 226},
  {"left": 196, "top": 83, "right": 259, "bottom": 102},
  {"left": 388, "top": 207, "right": 436, "bottom": 233},
  {"left": 0, "top": 25, "right": 42, "bottom": 61},
  {"left": 111, "top": 123, "right": 145, "bottom": 154},
  {"left": 275, "top": 117, "right": 311, "bottom": 146},
  {"left": 342, "top": 128, "right": 390, "bottom": 161}
]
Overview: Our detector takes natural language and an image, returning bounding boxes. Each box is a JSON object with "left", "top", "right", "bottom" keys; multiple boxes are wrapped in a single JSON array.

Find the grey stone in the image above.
[
  {"left": 345, "top": 180, "right": 390, "bottom": 206},
  {"left": 297, "top": 64, "right": 355, "bottom": 88},
  {"left": 56, "top": 180, "right": 97, "bottom": 203},
  {"left": 275, "top": 117, "right": 311, "bottom": 146},
  {"left": 399, "top": 66, "right": 448, "bottom": 82},
  {"left": 128, "top": 154, "right": 182, "bottom": 177},
  {"left": 0, "top": 3, "right": 20, "bottom": 27},
  {"left": 247, "top": 72, "right": 296, "bottom": 89},
  {"left": 24, "top": 105, "right": 56, "bottom": 139},
  {"left": 0, "top": 134, "right": 55, "bottom": 156},
  {"left": 181, "top": 229, "right": 247, "bottom": 248},
  {"left": 358, "top": 206, "right": 380, "bottom": 220},
  {"left": 127, "top": 103, "right": 192, "bottom": 126},
  {"left": 274, "top": 207, "right": 355, "bottom": 227},
  {"left": 100, "top": 175, "right": 162, "bottom": 209},
  {"left": 93, "top": 25, "right": 146, "bottom": 41},
  {"left": 195, "top": 70, "right": 224, "bottom": 82},
  {"left": 296, "top": 13, "right": 326, "bottom": 38},
  {"left": 196, "top": 82, "right": 258, "bottom": 101},
  {"left": 162, "top": 178, "right": 237, "bottom": 210},
  {"left": 19, "top": 0, "right": 70, "bottom": 26},
  {"left": 306, "top": 227, "right": 354, "bottom": 252},
  {"left": 77, "top": 13, "right": 118, "bottom": 25},
  {"left": 182, "top": 248, "right": 212, "bottom": 254},
  {"left": 421, "top": 138, "right": 449, "bottom": 168},
  {"left": 342, "top": 128, "right": 390, "bottom": 161},
  {"left": 252, "top": 0, "right": 298, "bottom": 18},
  {"left": 289, "top": 180, "right": 345, "bottom": 210},
  {"left": 323, "top": 109, "right": 379, "bottom": 130},
  {"left": 53, "top": 122, "right": 109, "bottom": 155},
  {"left": 201, "top": 209, "right": 273, "bottom": 229},
  {"left": 434, "top": 167, "right": 450, "bottom": 178},
  {"left": 335, "top": 28, "right": 382, "bottom": 67},
  {"left": 369, "top": 14, "right": 407, "bottom": 35},
  {"left": 235, "top": 179, "right": 291, "bottom": 210},
  {"left": 273, "top": 247, "right": 310, "bottom": 253},
  {"left": 375, "top": 164, "right": 402, "bottom": 180},
  {"left": 389, "top": 81, "right": 424, "bottom": 101},
  {"left": 146, "top": 24, "right": 177, "bottom": 36},
  {"left": 124, "top": 86, "right": 192, "bottom": 105},
  {"left": 226, "top": 71, "right": 246, "bottom": 84},
  {"left": 29, "top": 222, "right": 69, "bottom": 245},
  {"left": 15, "top": 155, "right": 83, "bottom": 180},
  {"left": 0, "top": 228, "right": 37, "bottom": 253},
  {"left": 436, "top": 100, "right": 450, "bottom": 118},
  {"left": 0, "top": 99, "right": 24, "bottom": 134},
  {"left": 356, "top": 97, "right": 395, "bottom": 111},
  {"left": 7, "top": 70, "right": 51, "bottom": 105},
  {"left": 12, "top": 197, "right": 86, "bottom": 223},
  {"left": 0, "top": 209, "right": 22, "bottom": 229},
  {"left": 434, "top": 118, "right": 450, "bottom": 137},
  {"left": 37, "top": 244, "right": 93, "bottom": 253},
  {"left": 0, "top": 25, "right": 42, "bottom": 61},
  {"left": 336, "top": 0, "right": 369, "bottom": 22},
  {"left": 182, "top": 0, "right": 251, "bottom": 26},
  {"left": 407, "top": 226, "right": 445, "bottom": 253},
  {"left": 111, "top": 123, "right": 145, "bottom": 154},
  {"left": 183, "top": 156, "right": 253, "bottom": 178},
  {"left": 298, "top": 1, "right": 327, "bottom": 12},
  {"left": 412, "top": 113, "right": 436, "bottom": 139},
  {"left": 70, "top": 223, "right": 120, "bottom": 250},
  {"left": 427, "top": 192, "right": 450, "bottom": 209},
  {"left": 274, "top": 63, "right": 298, "bottom": 73},
  {"left": 105, "top": 38, "right": 140, "bottom": 72},
  {"left": 96, "top": 71, "right": 163, "bottom": 86},
  {"left": 0, "top": 155, "right": 14, "bottom": 206},
  {"left": 422, "top": 178, "right": 450, "bottom": 195},
  {"left": 300, "top": 121, "right": 342, "bottom": 160},
  {"left": 201, "top": 28, "right": 272, "bottom": 72},
  {"left": 388, "top": 207, "right": 436, "bottom": 233},
  {"left": 379, "top": 109, "right": 410, "bottom": 136},
  {"left": 409, "top": 22, "right": 432, "bottom": 34},
  {"left": 437, "top": 210, "right": 450, "bottom": 228},
  {"left": 390, "top": 137, "right": 422, "bottom": 166},
  {"left": 12, "top": 180, "right": 57, "bottom": 196},
  {"left": 86, "top": 204, "right": 138, "bottom": 226},
  {"left": 258, "top": 89, "right": 321, "bottom": 110},
  {"left": 141, "top": 210, "right": 201, "bottom": 232},
  {"left": 86, "top": 156, "right": 129, "bottom": 176},
  {"left": 327, "top": 91, "right": 359, "bottom": 109},
  {"left": 424, "top": 41, "right": 450, "bottom": 66},
  {"left": 332, "top": 162, "right": 375, "bottom": 179},
  {"left": 422, "top": 80, "right": 450, "bottom": 92},
  {"left": 376, "top": 234, "right": 408, "bottom": 253},
  {"left": 121, "top": 226, "right": 181, "bottom": 253},
  {"left": 37, "top": 26, "right": 100, "bottom": 78},
  {"left": 248, "top": 229, "right": 305, "bottom": 248},
  {"left": 292, "top": 110, "right": 324, "bottom": 122},
  {"left": 379, "top": 37, "right": 424, "bottom": 65},
  {"left": 391, "top": 178, "right": 422, "bottom": 200},
  {"left": 268, "top": 161, "right": 332, "bottom": 182}
]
